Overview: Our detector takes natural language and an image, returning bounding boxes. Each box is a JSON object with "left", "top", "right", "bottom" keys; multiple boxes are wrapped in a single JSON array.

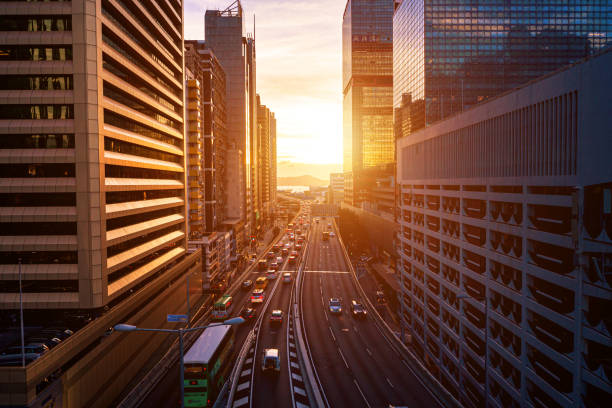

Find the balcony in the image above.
[
  {"left": 463, "top": 249, "right": 486, "bottom": 274},
  {"left": 527, "top": 345, "right": 573, "bottom": 394},
  {"left": 527, "top": 311, "right": 573, "bottom": 354},
  {"left": 463, "top": 198, "right": 486, "bottom": 219},
  {"left": 463, "top": 223, "right": 486, "bottom": 247},
  {"left": 528, "top": 240, "right": 574, "bottom": 275},
  {"left": 528, "top": 204, "right": 571, "bottom": 235},
  {"left": 527, "top": 275, "right": 574, "bottom": 316}
]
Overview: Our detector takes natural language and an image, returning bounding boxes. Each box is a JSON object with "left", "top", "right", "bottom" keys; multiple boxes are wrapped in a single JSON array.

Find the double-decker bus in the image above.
[
  {"left": 211, "top": 295, "right": 233, "bottom": 321},
  {"left": 322, "top": 231, "right": 330, "bottom": 241},
  {"left": 184, "top": 325, "right": 235, "bottom": 407}
]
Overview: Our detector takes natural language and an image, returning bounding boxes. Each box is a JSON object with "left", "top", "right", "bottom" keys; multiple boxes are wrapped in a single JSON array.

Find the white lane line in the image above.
[
  {"left": 353, "top": 379, "right": 371, "bottom": 408},
  {"left": 337, "top": 347, "right": 349, "bottom": 369},
  {"left": 328, "top": 326, "right": 336, "bottom": 342},
  {"left": 386, "top": 377, "right": 394, "bottom": 388},
  {"left": 353, "top": 325, "right": 358, "bottom": 333},
  {"left": 325, "top": 312, "right": 329, "bottom": 322},
  {"left": 366, "top": 348, "right": 372, "bottom": 357},
  {"left": 402, "top": 360, "right": 410, "bottom": 369}
]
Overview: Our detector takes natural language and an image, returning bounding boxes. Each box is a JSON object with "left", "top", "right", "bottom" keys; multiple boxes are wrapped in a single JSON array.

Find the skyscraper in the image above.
[
  {"left": 393, "top": 0, "right": 612, "bottom": 139},
  {"left": 205, "top": 1, "right": 258, "bottom": 250},
  {"left": 257, "top": 95, "right": 277, "bottom": 226},
  {"left": 0, "top": 0, "right": 202, "bottom": 404},
  {"left": 342, "top": 0, "right": 395, "bottom": 207}
]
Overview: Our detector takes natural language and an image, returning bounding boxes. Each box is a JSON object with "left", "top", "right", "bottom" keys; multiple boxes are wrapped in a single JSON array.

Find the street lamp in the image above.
[
  {"left": 114, "top": 317, "right": 245, "bottom": 407},
  {"left": 457, "top": 292, "right": 488, "bottom": 407}
]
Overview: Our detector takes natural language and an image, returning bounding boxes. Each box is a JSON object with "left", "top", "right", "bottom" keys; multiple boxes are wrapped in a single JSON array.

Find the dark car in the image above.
[
  {"left": 240, "top": 307, "right": 257, "bottom": 320},
  {"left": 350, "top": 300, "right": 367, "bottom": 319},
  {"left": 242, "top": 280, "right": 253, "bottom": 290}
]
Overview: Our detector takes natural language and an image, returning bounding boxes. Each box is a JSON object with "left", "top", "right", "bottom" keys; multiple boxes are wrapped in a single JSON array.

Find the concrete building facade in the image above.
[
  {"left": 396, "top": 50, "right": 612, "bottom": 408},
  {"left": 0, "top": 0, "right": 203, "bottom": 405}
]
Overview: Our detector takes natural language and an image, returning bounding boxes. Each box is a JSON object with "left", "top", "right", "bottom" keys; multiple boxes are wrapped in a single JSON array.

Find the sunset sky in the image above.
[{"left": 184, "top": 0, "right": 346, "bottom": 173}]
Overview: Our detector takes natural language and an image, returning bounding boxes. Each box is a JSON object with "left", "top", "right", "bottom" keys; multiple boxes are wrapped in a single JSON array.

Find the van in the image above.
[{"left": 262, "top": 348, "right": 280, "bottom": 373}]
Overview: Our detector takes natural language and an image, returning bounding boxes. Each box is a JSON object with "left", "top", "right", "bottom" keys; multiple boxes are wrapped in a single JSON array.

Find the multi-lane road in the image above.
[
  {"left": 301, "top": 216, "right": 441, "bottom": 408},
  {"left": 138, "top": 202, "right": 441, "bottom": 408}
]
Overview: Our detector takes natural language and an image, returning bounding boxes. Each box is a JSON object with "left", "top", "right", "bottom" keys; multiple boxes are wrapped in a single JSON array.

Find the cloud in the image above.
[{"left": 185, "top": 0, "right": 346, "bottom": 165}]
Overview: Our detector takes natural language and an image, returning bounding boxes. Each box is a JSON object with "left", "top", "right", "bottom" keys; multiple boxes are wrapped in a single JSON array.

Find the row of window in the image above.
[
  {"left": 0, "top": 222, "right": 76, "bottom": 235},
  {"left": 0, "top": 45, "right": 72, "bottom": 61},
  {"left": 105, "top": 188, "right": 182, "bottom": 204},
  {"left": 106, "top": 224, "right": 181, "bottom": 258},
  {"left": 0, "top": 75, "right": 73, "bottom": 90},
  {"left": 0, "top": 192, "right": 75, "bottom": 206},
  {"left": 0, "top": 163, "right": 75, "bottom": 177},
  {"left": 0, "top": 251, "right": 77, "bottom": 264},
  {"left": 105, "top": 164, "right": 182, "bottom": 181},
  {"left": 104, "top": 137, "right": 182, "bottom": 164},
  {"left": 0, "top": 133, "right": 74, "bottom": 149},
  {"left": 0, "top": 104, "right": 73, "bottom": 119},
  {"left": 0, "top": 15, "right": 72, "bottom": 31}
]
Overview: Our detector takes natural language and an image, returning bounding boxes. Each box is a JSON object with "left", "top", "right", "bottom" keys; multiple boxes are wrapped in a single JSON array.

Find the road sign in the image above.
[{"left": 167, "top": 314, "right": 188, "bottom": 323}]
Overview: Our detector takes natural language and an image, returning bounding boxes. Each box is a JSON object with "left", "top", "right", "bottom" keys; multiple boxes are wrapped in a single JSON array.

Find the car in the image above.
[
  {"left": 255, "top": 276, "right": 268, "bottom": 290},
  {"left": 0, "top": 353, "right": 41, "bottom": 366},
  {"left": 240, "top": 307, "right": 257, "bottom": 320},
  {"left": 290, "top": 251, "right": 298, "bottom": 257},
  {"left": 269, "top": 262, "right": 279, "bottom": 271},
  {"left": 258, "top": 259, "right": 268, "bottom": 272},
  {"left": 376, "top": 290, "right": 386, "bottom": 304},
  {"left": 288, "top": 256, "right": 297, "bottom": 265},
  {"left": 251, "top": 289, "right": 265, "bottom": 304},
  {"left": 266, "top": 251, "right": 275, "bottom": 260},
  {"left": 282, "top": 272, "right": 292, "bottom": 283},
  {"left": 262, "top": 348, "right": 281, "bottom": 372},
  {"left": 329, "top": 231, "right": 335, "bottom": 237},
  {"left": 350, "top": 300, "right": 367, "bottom": 319},
  {"left": 26, "top": 336, "right": 61, "bottom": 349},
  {"left": 281, "top": 248, "right": 289, "bottom": 256},
  {"left": 269, "top": 310, "right": 283, "bottom": 325},
  {"left": 328, "top": 298, "right": 342, "bottom": 314},
  {"left": 40, "top": 328, "right": 73, "bottom": 340},
  {"left": 295, "top": 244, "right": 303, "bottom": 251},
  {"left": 2, "top": 343, "right": 49, "bottom": 356},
  {"left": 276, "top": 256, "right": 283, "bottom": 264},
  {"left": 242, "top": 280, "right": 253, "bottom": 290},
  {"left": 266, "top": 270, "right": 277, "bottom": 280}
]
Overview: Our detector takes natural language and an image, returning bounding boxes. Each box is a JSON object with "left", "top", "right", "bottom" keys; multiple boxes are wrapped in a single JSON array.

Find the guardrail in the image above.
[
  {"left": 225, "top": 329, "right": 255, "bottom": 407},
  {"left": 332, "top": 220, "right": 461, "bottom": 408},
  {"left": 118, "top": 225, "right": 292, "bottom": 408},
  {"left": 294, "top": 231, "right": 328, "bottom": 408}
]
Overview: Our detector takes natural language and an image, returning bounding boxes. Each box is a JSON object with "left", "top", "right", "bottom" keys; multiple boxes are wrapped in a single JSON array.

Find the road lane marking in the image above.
[
  {"left": 366, "top": 348, "right": 372, "bottom": 357},
  {"left": 353, "top": 380, "right": 371, "bottom": 408},
  {"left": 353, "top": 325, "right": 358, "bottom": 332},
  {"left": 325, "top": 312, "right": 329, "bottom": 322},
  {"left": 337, "top": 347, "right": 349, "bottom": 369},
  {"left": 328, "top": 326, "right": 336, "bottom": 342},
  {"left": 386, "top": 377, "right": 394, "bottom": 388}
]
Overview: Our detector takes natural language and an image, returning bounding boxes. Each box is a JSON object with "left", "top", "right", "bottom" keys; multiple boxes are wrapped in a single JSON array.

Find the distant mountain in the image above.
[
  {"left": 277, "top": 161, "right": 342, "bottom": 180},
  {"left": 277, "top": 175, "right": 327, "bottom": 187}
]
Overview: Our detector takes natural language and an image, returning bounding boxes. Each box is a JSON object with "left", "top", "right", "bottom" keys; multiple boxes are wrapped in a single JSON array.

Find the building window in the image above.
[
  {"left": 0, "top": 75, "right": 73, "bottom": 90},
  {"left": 0, "top": 163, "right": 75, "bottom": 177},
  {"left": 0, "top": 15, "right": 72, "bottom": 31},
  {"left": 0, "top": 134, "right": 74, "bottom": 149},
  {"left": 0, "top": 45, "right": 72, "bottom": 61},
  {"left": 0, "top": 105, "right": 74, "bottom": 119}
]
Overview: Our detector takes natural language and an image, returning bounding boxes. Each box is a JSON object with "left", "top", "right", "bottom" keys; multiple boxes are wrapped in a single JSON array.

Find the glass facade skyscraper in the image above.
[
  {"left": 343, "top": 0, "right": 395, "bottom": 206},
  {"left": 393, "top": 0, "right": 612, "bottom": 137}
]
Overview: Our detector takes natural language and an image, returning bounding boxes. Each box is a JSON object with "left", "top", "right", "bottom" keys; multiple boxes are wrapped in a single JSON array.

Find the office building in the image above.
[
  {"left": 0, "top": 0, "right": 203, "bottom": 405},
  {"left": 393, "top": 0, "right": 612, "bottom": 139},
  {"left": 329, "top": 173, "right": 345, "bottom": 205},
  {"left": 205, "top": 0, "right": 258, "bottom": 250},
  {"left": 342, "top": 0, "right": 395, "bottom": 207},
  {"left": 185, "top": 41, "right": 228, "bottom": 235},
  {"left": 257, "top": 95, "right": 277, "bottom": 227},
  {"left": 396, "top": 50, "right": 612, "bottom": 408}
]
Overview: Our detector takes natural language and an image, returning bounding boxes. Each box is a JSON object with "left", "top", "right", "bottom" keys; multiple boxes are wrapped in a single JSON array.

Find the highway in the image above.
[
  {"left": 301, "top": 216, "right": 442, "bottom": 408},
  {"left": 139, "top": 208, "right": 308, "bottom": 408}
]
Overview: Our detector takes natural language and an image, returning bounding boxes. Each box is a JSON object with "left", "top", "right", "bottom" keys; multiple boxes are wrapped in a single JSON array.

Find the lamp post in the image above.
[
  {"left": 457, "top": 292, "right": 488, "bottom": 407},
  {"left": 18, "top": 258, "right": 25, "bottom": 367},
  {"left": 114, "top": 316, "right": 245, "bottom": 407}
]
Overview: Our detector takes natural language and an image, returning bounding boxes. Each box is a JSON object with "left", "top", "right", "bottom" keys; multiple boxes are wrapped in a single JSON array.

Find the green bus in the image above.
[
  {"left": 184, "top": 324, "right": 235, "bottom": 407},
  {"left": 211, "top": 294, "right": 233, "bottom": 321}
]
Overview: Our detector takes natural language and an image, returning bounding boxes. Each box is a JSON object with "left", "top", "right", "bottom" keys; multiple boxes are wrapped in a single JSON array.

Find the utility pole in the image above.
[{"left": 18, "top": 258, "right": 25, "bottom": 367}]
